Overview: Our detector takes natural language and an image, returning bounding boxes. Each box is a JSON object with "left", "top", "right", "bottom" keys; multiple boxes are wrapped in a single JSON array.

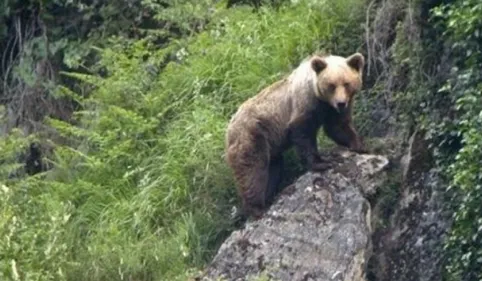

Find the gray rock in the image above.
[
  {"left": 200, "top": 151, "right": 390, "bottom": 281},
  {"left": 368, "top": 130, "right": 452, "bottom": 281}
]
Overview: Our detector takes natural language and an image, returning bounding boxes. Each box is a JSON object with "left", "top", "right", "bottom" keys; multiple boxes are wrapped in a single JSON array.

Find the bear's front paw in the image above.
[
  {"left": 310, "top": 161, "right": 333, "bottom": 172},
  {"left": 351, "top": 145, "right": 370, "bottom": 154},
  {"left": 350, "top": 137, "right": 370, "bottom": 154}
]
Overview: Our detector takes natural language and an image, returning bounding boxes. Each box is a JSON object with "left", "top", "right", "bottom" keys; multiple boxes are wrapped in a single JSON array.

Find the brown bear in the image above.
[{"left": 225, "top": 52, "right": 367, "bottom": 219}]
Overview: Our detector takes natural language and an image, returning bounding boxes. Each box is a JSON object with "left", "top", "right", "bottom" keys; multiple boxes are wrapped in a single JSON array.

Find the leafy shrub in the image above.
[{"left": 428, "top": 1, "right": 482, "bottom": 280}]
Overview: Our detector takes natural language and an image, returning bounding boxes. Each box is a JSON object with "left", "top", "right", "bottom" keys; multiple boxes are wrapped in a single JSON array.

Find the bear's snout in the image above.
[
  {"left": 331, "top": 97, "right": 349, "bottom": 113},
  {"left": 336, "top": 101, "right": 347, "bottom": 111}
]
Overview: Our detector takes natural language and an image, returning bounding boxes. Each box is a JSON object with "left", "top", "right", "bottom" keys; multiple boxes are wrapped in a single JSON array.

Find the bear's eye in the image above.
[
  {"left": 327, "top": 84, "right": 336, "bottom": 92},
  {"left": 344, "top": 82, "right": 351, "bottom": 89}
]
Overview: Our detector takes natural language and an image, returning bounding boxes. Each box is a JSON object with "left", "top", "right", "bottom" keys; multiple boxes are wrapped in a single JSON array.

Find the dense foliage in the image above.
[
  {"left": 385, "top": 0, "right": 482, "bottom": 279},
  {"left": 393, "top": 0, "right": 482, "bottom": 279},
  {"left": 0, "top": 1, "right": 365, "bottom": 280},
  {"left": 429, "top": 1, "right": 482, "bottom": 280}
]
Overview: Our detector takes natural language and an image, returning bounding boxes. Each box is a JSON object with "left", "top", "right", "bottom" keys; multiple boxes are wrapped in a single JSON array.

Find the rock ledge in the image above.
[{"left": 201, "top": 151, "right": 390, "bottom": 281}]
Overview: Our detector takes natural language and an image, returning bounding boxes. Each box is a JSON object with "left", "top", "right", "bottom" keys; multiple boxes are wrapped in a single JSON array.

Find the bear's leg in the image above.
[
  {"left": 265, "top": 155, "right": 284, "bottom": 205},
  {"left": 238, "top": 165, "right": 270, "bottom": 219},
  {"left": 227, "top": 137, "right": 270, "bottom": 219},
  {"left": 230, "top": 163, "right": 269, "bottom": 225},
  {"left": 291, "top": 124, "right": 332, "bottom": 172},
  {"left": 323, "top": 110, "right": 367, "bottom": 153}
]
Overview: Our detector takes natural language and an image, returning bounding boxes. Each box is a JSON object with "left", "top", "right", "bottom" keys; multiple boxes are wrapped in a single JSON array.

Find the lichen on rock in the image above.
[{"left": 200, "top": 151, "right": 390, "bottom": 281}]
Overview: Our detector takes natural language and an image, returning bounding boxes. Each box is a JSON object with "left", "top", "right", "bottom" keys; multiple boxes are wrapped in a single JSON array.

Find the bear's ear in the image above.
[
  {"left": 311, "top": 57, "right": 327, "bottom": 74},
  {"left": 346, "top": 53, "right": 365, "bottom": 73}
]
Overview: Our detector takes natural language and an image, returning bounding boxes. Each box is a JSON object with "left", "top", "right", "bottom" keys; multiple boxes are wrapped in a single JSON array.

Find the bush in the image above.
[{"left": 429, "top": 1, "right": 482, "bottom": 280}]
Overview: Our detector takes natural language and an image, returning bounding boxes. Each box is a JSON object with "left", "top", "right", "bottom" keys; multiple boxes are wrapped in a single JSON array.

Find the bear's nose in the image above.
[{"left": 337, "top": 102, "right": 347, "bottom": 111}]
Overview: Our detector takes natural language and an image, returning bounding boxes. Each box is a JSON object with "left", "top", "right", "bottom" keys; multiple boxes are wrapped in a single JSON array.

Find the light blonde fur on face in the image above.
[{"left": 310, "top": 53, "right": 364, "bottom": 111}]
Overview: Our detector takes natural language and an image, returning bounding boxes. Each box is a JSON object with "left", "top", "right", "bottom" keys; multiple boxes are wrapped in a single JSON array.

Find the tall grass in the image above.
[{"left": 0, "top": 1, "right": 365, "bottom": 280}]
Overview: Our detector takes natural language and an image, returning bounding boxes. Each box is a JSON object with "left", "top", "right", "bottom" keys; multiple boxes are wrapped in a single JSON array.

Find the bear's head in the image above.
[{"left": 311, "top": 53, "right": 365, "bottom": 113}]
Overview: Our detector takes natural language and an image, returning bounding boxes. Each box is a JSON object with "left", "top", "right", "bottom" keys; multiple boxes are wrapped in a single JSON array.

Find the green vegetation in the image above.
[
  {"left": 385, "top": 0, "right": 482, "bottom": 280},
  {"left": 0, "top": 1, "right": 365, "bottom": 280},
  {"left": 430, "top": 1, "right": 482, "bottom": 280},
  {"left": 2, "top": 0, "right": 481, "bottom": 280}
]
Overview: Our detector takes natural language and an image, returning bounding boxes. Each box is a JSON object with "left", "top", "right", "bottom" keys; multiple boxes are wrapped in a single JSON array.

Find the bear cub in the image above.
[{"left": 225, "top": 52, "right": 368, "bottom": 219}]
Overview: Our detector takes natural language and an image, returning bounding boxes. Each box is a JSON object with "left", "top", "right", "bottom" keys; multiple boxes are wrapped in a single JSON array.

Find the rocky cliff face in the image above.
[
  {"left": 199, "top": 133, "right": 451, "bottom": 281},
  {"left": 200, "top": 151, "right": 390, "bottom": 281},
  {"left": 367, "top": 131, "right": 452, "bottom": 281}
]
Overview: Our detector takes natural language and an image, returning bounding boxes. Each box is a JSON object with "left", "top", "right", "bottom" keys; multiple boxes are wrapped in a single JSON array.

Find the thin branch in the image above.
[{"left": 365, "top": 0, "right": 376, "bottom": 77}]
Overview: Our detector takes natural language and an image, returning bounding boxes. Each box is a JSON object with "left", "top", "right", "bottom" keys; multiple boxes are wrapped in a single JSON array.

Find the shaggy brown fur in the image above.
[{"left": 225, "top": 53, "right": 367, "bottom": 219}]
